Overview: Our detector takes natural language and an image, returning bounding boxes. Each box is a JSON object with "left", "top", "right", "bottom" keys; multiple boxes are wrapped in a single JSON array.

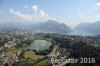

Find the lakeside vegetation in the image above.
[{"left": 0, "top": 32, "right": 100, "bottom": 66}]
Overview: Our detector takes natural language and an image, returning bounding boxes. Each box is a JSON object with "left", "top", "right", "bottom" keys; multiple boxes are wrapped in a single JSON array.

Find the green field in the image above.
[
  {"left": 4, "top": 47, "right": 22, "bottom": 58},
  {"left": 34, "top": 59, "right": 50, "bottom": 66},
  {"left": 24, "top": 51, "right": 43, "bottom": 60},
  {"left": 5, "top": 51, "right": 15, "bottom": 57}
]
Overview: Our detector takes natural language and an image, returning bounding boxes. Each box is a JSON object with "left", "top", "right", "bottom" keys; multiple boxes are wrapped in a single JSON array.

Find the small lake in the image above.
[{"left": 25, "top": 40, "right": 52, "bottom": 51}]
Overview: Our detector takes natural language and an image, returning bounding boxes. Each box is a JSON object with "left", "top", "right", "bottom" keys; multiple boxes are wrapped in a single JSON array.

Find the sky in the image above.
[{"left": 0, "top": 0, "right": 100, "bottom": 28}]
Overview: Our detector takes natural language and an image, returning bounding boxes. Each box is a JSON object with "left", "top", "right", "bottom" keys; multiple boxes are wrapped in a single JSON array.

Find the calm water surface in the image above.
[{"left": 25, "top": 40, "right": 52, "bottom": 51}]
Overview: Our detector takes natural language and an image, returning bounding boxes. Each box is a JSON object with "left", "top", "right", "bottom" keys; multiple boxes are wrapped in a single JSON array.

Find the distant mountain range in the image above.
[
  {"left": 75, "top": 21, "right": 100, "bottom": 35},
  {"left": 0, "top": 20, "right": 73, "bottom": 34}
]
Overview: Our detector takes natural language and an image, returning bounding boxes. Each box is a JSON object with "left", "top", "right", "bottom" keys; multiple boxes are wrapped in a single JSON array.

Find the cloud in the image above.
[
  {"left": 66, "top": 16, "right": 100, "bottom": 28},
  {"left": 31, "top": 4, "right": 48, "bottom": 17},
  {"left": 32, "top": 10, "right": 49, "bottom": 23},
  {"left": 66, "top": 11, "right": 100, "bottom": 28},
  {"left": 32, "top": 5, "right": 38, "bottom": 12},
  {"left": 33, "top": 10, "right": 49, "bottom": 22},
  {"left": 9, "top": 9, "right": 32, "bottom": 21},
  {"left": 39, "top": 10, "right": 48, "bottom": 17},
  {"left": 31, "top": 4, "right": 49, "bottom": 22},
  {"left": 96, "top": 2, "right": 100, "bottom": 10},
  {"left": 8, "top": 4, "right": 49, "bottom": 23}
]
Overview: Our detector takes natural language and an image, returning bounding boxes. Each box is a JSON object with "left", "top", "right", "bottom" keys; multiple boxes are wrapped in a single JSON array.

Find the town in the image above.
[{"left": 0, "top": 31, "right": 100, "bottom": 66}]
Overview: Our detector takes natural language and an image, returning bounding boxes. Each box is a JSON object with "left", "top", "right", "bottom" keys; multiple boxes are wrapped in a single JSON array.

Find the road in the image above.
[{"left": 48, "top": 45, "right": 59, "bottom": 57}]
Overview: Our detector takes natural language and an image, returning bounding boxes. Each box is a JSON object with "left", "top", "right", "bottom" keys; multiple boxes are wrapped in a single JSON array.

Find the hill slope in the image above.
[
  {"left": 75, "top": 21, "right": 100, "bottom": 35},
  {"left": 32, "top": 20, "right": 73, "bottom": 34},
  {"left": 0, "top": 20, "right": 73, "bottom": 34}
]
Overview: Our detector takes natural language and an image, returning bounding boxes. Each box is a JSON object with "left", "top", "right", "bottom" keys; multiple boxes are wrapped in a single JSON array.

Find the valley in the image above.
[{"left": 0, "top": 31, "right": 99, "bottom": 66}]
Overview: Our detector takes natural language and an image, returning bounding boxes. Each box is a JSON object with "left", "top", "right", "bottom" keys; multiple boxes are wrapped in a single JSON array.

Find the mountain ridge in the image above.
[
  {"left": 75, "top": 21, "right": 100, "bottom": 35},
  {"left": 0, "top": 20, "right": 73, "bottom": 34}
]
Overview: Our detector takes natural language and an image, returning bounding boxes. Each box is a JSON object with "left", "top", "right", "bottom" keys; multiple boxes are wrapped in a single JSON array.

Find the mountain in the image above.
[
  {"left": 0, "top": 20, "right": 73, "bottom": 34},
  {"left": 75, "top": 21, "right": 100, "bottom": 35},
  {"left": 0, "top": 22, "right": 33, "bottom": 32},
  {"left": 32, "top": 20, "right": 73, "bottom": 34}
]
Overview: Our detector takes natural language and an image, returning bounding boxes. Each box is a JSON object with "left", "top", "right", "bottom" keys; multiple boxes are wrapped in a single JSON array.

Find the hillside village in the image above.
[{"left": 0, "top": 31, "right": 99, "bottom": 66}]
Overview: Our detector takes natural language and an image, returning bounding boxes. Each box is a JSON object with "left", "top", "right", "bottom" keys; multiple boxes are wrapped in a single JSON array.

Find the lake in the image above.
[{"left": 25, "top": 40, "right": 52, "bottom": 51}]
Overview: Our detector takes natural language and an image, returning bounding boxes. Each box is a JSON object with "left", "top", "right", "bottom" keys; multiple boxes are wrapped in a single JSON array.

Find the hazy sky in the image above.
[{"left": 0, "top": 0, "right": 100, "bottom": 28}]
